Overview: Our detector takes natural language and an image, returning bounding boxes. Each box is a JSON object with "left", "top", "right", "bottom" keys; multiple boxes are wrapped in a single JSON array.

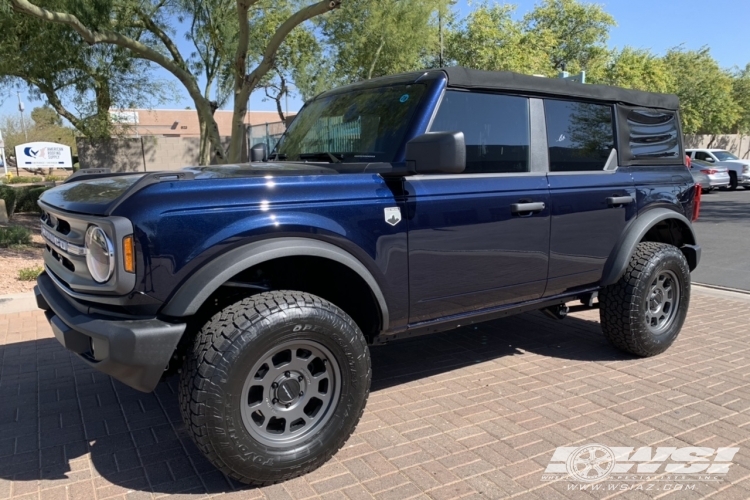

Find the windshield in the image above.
[
  {"left": 275, "top": 84, "right": 426, "bottom": 163},
  {"left": 713, "top": 151, "right": 739, "bottom": 161}
]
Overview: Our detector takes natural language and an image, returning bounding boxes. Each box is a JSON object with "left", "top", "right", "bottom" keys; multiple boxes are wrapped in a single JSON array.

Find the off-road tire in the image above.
[
  {"left": 599, "top": 242, "right": 690, "bottom": 357},
  {"left": 728, "top": 171, "right": 738, "bottom": 190},
  {"left": 179, "top": 291, "right": 371, "bottom": 486}
]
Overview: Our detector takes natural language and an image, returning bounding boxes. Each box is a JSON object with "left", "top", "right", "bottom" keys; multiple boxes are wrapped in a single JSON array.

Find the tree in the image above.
[
  {"left": 0, "top": 2, "right": 170, "bottom": 139},
  {"left": 597, "top": 47, "right": 673, "bottom": 93},
  {"left": 8, "top": 0, "right": 342, "bottom": 164},
  {"left": 732, "top": 64, "right": 750, "bottom": 135},
  {"left": 315, "top": 0, "right": 449, "bottom": 87},
  {"left": 662, "top": 47, "right": 738, "bottom": 134},
  {"left": 445, "top": 2, "right": 553, "bottom": 75},
  {"left": 523, "top": 0, "right": 615, "bottom": 77}
]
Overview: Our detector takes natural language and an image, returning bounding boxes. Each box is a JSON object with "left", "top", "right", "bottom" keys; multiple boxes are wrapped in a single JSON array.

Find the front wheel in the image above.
[
  {"left": 179, "top": 291, "right": 371, "bottom": 485},
  {"left": 599, "top": 242, "right": 690, "bottom": 357}
]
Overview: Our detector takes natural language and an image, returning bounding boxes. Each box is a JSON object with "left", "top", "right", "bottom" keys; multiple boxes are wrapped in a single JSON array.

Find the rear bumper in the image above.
[{"left": 35, "top": 273, "right": 185, "bottom": 392}]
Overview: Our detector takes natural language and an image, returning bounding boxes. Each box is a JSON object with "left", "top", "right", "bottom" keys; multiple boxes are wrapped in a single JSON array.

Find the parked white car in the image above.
[{"left": 685, "top": 149, "right": 750, "bottom": 190}]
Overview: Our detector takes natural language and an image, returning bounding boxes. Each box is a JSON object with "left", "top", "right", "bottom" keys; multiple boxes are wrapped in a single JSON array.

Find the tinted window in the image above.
[
  {"left": 626, "top": 109, "right": 679, "bottom": 160},
  {"left": 694, "top": 151, "right": 711, "bottom": 161},
  {"left": 544, "top": 100, "right": 614, "bottom": 172},
  {"left": 430, "top": 91, "right": 529, "bottom": 174},
  {"left": 713, "top": 151, "right": 738, "bottom": 161},
  {"left": 276, "top": 84, "right": 425, "bottom": 163}
]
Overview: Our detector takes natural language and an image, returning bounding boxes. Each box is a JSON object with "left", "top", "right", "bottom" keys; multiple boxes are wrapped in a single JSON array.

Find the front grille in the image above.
[{"left": 38, "top": 203, "right": 134, "bottom": 297}]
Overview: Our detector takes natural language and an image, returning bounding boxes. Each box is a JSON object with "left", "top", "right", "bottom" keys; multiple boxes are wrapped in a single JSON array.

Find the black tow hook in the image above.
[{"left": 543, "top": 304, "right": 569, "bottom": 320}]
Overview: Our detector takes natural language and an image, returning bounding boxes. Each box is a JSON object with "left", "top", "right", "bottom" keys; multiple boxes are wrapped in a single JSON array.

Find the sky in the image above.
[{"left": 1, "top": 0, "right": 749, "bottom": 123}]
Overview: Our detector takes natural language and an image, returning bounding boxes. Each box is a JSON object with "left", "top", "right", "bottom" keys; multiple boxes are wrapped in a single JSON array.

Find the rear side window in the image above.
[
  {"left": 626, "top": 109, "right": 680, "bottom": 161},
  {"left": 430, "top": 91, "right": 529, "bottom": 174},
  {"left": 544, "top": 99, "right": 615, "bottom": 172}
]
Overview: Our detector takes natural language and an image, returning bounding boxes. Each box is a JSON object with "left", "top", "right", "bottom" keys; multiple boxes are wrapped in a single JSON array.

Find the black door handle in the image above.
[
  {"left": 511, "top": 202, "right": 546, "bottom": 215},
  {"left": 606, "top": 196, "right": 634, "bottom": 207}
]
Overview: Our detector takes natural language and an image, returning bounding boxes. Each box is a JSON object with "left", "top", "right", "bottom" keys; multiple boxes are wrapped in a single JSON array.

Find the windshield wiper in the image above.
[{"left": 299, "top": 152, "right": 342, "bottom": 163}]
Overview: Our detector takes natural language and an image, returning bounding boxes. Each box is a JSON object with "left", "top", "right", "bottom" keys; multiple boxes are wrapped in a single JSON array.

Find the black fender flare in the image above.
[
  {"left": 600, "top": 208, "right": 699, "bottom": 287},
  {"left": 160, "top": 237, "right": 390, "bottom": 330}
]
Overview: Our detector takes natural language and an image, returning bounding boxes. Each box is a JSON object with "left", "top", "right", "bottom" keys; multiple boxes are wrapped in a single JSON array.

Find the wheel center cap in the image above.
[{"left": 276, "top": 379, "right": 300, "bottom": 404}]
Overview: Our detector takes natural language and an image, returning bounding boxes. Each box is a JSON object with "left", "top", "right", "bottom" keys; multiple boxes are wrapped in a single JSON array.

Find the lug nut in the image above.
[
  {"left": 271, "top": 382, "right": 278, "bottom": 389},
  {"left": 272, "top": 398, "right": 278, "bottom": 404},
  {"left": 298, "top": 375, "right": 303, "bottom": 382},
  {"left": 285, "top": 371, "right": 291, "bottom": 377},
  {"left": 285, "top": 403, "right": 290, "bottom": 408},
  {"left": 299, "top": 391, "right": 304, "bottom": 397}
]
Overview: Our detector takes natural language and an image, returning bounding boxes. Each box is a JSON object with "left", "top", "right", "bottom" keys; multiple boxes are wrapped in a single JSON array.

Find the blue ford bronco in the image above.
[{"left": 34, "top": 67, "right": 700, "bottom": 485}]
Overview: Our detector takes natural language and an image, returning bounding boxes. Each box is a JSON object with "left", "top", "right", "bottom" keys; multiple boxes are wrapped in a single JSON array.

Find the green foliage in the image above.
[
  {"left": 597, "top": 47, "right": 673, "bottom": 93},
  {"left": 18, "top": 266, "right": 44, "bottom": 281},
  {"left": 0, "top": 185, "right": 17, "bottom": 217},
  {"left": 0, "top": 2, "right": 175, "bottom": 139},
  {"left": 0, "top": 225, "right": 32, "bottom": 248},
  {"left": 446, "top": 3, "right": 554, "bottom": 75},
  {"left": 522, "top": 0, "right": 615, "bottom": 76},
  {"left": 14, "top": 186, "right": 50, "bottom": 213},
  {"left": 663, "top": 47, "right": 738, "bottom": 134},
  {"left": 309, "top": 0, "right": 449, "bottom": 94},
  {"left": 6, "top": 176, "right": 43, "bottom": 184},
  {"left": 732, "top": 64, "right": 750, "bottom": 134}
]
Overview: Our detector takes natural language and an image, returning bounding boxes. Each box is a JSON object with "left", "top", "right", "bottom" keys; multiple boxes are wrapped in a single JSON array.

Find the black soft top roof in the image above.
[
  {"left": 317, "top": 67, "right": 679, "bottom": 111},
  {"left": 442, "top": 67, "right": 679, "bottom": 110}
]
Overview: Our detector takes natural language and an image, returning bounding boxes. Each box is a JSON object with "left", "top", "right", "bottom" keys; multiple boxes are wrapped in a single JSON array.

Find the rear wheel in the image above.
[
  {"left": 599, "top": 242, "right": 690, "bottom": 357},
  {"left": 179, "top": 291, "right": 371, "bottom": 485},
  {"left": 728, "top": 171, "right": 738, "bottom": 190}
]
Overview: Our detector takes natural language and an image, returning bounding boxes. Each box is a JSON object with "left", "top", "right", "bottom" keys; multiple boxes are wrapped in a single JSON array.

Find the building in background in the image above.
[{"left": 109, "top": 109, "right": 295, "bottom": 137}]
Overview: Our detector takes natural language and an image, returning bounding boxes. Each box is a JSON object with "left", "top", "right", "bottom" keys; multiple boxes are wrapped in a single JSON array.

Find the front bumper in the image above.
[
  {"left": 741, "top": 174, "right": 750, "bottom": 187},
  {"left": 35, "top": 273, "right": 186, "bottom": 392}
]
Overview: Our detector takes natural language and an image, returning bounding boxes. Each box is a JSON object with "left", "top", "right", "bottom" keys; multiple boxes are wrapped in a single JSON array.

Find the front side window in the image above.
[
  {"left": 275, "top": 84, "right": 425, "bottom": 163},
  {"left": 694, "top": 151, "right": 711, "bottom": 161},
  {"left": 713, "top": 150, "right": 739, "bottom": 161},
  {"left": 544, "top": 99, "right": 615, "bottom": 172},
  {"left": 429, "top": 91, "right": 530, "bottom": 174}
]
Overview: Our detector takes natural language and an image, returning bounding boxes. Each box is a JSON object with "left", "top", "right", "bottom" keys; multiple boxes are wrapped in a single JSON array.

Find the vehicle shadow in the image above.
[
  {"left": 696, "top": 197, "right": 750, "bottom": 224},
  {"left": 0, "top": 310, "right": 627, "bottom": 494}
]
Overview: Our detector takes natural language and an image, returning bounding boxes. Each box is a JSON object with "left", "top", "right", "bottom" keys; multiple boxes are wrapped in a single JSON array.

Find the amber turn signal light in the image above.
[{"left": 123, "top": 235, "right": 135, "bottom": 273}]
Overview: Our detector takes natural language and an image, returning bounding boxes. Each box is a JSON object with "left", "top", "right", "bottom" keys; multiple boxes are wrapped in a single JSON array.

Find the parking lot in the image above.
[
  {"left": 2, "top": 285, "right": 750, "bottom": 499},
  {"left": 692, "top": 188, "right": 750, "bottom": 291}
]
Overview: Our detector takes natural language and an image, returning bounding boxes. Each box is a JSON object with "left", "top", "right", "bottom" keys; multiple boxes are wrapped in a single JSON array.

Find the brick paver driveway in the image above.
[{"left": 2, "top": 287, "right": 750, "bottom": 499}]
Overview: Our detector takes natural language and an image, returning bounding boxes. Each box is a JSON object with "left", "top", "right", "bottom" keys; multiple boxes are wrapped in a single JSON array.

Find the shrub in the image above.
[
  {"left": 0, "top": 185, "right": 17, "bottom": 217},
  {"left": 0, "top": 226, "right": 32, "bottom": 247},
  {"left": 14, "top": 186, "right": 50, "bottom": 214},
  {"left": 44, "top": 175, "right": 67, "bottom": 182},
  {"left": 7, "top": 176, "right": 43, "bottom": 184},
  {"left": 18, "top": 266, "right": 44, "bottom": 281}
]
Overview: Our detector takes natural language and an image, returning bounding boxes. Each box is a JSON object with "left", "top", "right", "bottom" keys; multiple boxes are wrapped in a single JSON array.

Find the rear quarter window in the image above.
[{"left": 618, "top": 107, "right": 681, "bottom": 165}]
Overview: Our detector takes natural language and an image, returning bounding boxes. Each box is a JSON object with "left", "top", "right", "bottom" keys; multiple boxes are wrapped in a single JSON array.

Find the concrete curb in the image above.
[
  {"left": 0, "top": 291, "right": 38, "bottom": 314},
  {"left": 1, "top": 283, "right": 748, "bottom": 315}
]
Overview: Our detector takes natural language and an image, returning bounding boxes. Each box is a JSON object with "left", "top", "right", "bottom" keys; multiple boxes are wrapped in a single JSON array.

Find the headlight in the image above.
[{"left": 85, "top": 226, "right": 115, "bottom": 283}]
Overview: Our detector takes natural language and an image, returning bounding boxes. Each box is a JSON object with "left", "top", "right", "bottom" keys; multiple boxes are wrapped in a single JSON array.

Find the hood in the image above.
[
  {"left": 39, "top": 174, "right": 145, "bottom": 215},
  {"left": 39, "top": 161, "right": 397, "bottom": 216}
]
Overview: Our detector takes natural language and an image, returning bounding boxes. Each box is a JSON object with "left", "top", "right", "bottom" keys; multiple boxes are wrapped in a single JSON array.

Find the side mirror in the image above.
[
  {"left": 250, "top": 143, "right": 268, "bottom": 162},
  {"left": 704, "top": 156, "right": 714, "bottom": 162},
  {"left": 405, "top": 132, "right": 466, "bottom": 174}
]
